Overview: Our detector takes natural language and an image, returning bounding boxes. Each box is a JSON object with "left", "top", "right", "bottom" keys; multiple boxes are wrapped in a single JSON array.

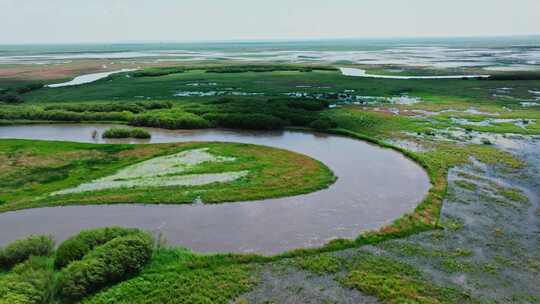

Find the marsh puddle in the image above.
[
  {"left": 0, "top": 124, "right": 430, "bottom": 255},
  {"left": 340, "top": 67, "right": 490, "bottom": 79},
  {"left": 46, "top": 69, "right": 137, "bottom": 88}
]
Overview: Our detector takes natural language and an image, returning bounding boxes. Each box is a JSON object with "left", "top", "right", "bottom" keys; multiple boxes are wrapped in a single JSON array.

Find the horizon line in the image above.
[{"left": 1, "top": 34, "right": 539, "bottom": 46}]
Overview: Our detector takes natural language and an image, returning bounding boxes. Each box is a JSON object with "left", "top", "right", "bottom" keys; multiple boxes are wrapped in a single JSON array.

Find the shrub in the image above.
[
  {"left": 0, "top": 257, "right": 54, "bottom": 304},
  {"left": 131, "top": 67, "right": 186, "bottom": 77},
  {"left": 45, "top": 103, "right": 146, "bottom": 114},
  {"left": 102, "top": 128, "right": 151, "bottom": 139},
  {"left": 129, "top": 111, "right": 211, "bottom": 129},
  {"left": 309, "top": 118, "right": 337, "bottom": 130},
  {"left": 54, "top": 227, "right": 139, "bottom": 269},
  {"left": 0, "top": 235, "right": 54, "bottom": 270},
  {"left": 56, "top": 233, "right": 154, "bottom": 302},
  {"left": 0, "top": 93, "right": 23, "bottom": 104},
  {"left": 205, "top": 65, "right": 337, "bottom": 73},
  {"left": 0, "top": 107, "right": 132, "bottom": 122},
  {"left": 269, "top": 98, "right": 329, "bottom": 111},
  {"left": 137, "top": 100, "right": 173, "bottom": 110},
  {"left": 14, "top": 83, "right": 44, "bottom": 94},
  {"left": 489, "top": 72, "right": 540, "bottom": 81},
  {"left": 204, "top": 113, "right": 286, "bottom": 130}
]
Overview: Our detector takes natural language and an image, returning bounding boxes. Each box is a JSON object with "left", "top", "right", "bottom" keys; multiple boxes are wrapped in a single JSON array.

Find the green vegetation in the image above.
[
  {"left": 1, "top": 63, "right": 538, "bottom": 303},
  {"left": 85, "top": 248, "right": 258, "bottom": 304},
  {"left": 0, "top": 140, "right": 335, "bottom": 212},
  {"left": 102, "top": 127, "right": 151, "bottom": 139},
  {"left": 0, "top": 257, "right": 54, "bottom": 304},
  {"left": 340, "top": 251, "right": 472, "bottom": 303},
  {"left": 205, "top": 64, "right": 337, "bottom": 73},
  {"left": 57, "top": 232, "right": 153, "bottom": 302},
  {"left": 55, "top": 227, "right": 140, "bottom": 269},
  {"left": 0, "top": 235, "right": 54, "bottom": 270},
  {"left": 129, "top": 110, "right": 211, "bottom": 129},
  {"left": 0, "top": 228, "right": 154, "bottom": 304}
]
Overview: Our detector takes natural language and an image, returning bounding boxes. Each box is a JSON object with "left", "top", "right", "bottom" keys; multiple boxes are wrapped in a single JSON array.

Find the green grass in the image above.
[
  {"left": 340, "top": 251, "right": 474, "bottom": 304},
  {"left": 0, "top": 140, "right": 335, "bottom": 212},
  {"left": 84, "top": 248, "right": 258, "bottom": 304}
]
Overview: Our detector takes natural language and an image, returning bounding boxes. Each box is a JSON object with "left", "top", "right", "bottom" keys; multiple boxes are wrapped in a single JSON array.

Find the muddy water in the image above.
[{"left": 0, "top": 124, "right": 430, "bottom": 255}]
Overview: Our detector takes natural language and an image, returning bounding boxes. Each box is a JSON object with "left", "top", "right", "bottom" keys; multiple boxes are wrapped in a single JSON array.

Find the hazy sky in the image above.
[{"left": 1, "top": 0, "right": 539, "bottom": 44}]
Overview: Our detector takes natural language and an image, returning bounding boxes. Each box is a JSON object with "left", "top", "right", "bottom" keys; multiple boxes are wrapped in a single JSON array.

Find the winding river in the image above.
[{"left": 0, "top": 124, "right": 430, "bottom": 255}]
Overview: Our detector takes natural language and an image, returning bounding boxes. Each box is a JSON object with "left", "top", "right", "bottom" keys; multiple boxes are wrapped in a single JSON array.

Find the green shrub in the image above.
[
  {"left": 205, "top": 65, "right": 337, "bottom": 73},
  {"left": 131, "top": 67, "right": 186, "bottom": 77},
  {"left": 102, "top": 128, "right": 151, "bottom": 139},
  {"left": 14, "top": 83, "right": 44, "bottom": 94},
  {"left": 0, "top": 107, "right": 132, "bottom": 122},
  {"left": 137, "top": 100, "right": 173, "bottom": 110},
  {"left": 309, "top": 118, "right": 337, "bottom": 130},
  {"left": 54, "top": 227, "right": 139, "bottom": 269},
  {"left": 129, "top": 111, "right": 211, "bottom": 129},
  {"left": 45, "top": 103, "right": 145, "bottom": 114},
  {"left": 269, "top": 98, "right": 329, "bottom": 111},
  {"left": 0, "top": 235, "right": 54, "bottom": 269},
  {"left": 489, "top": 72, "right": 540, "bottom": 81},
  {"left": 204, "top": 113, "right": 286, "bottom": 130},
  {"left": 0, "top": 93, "right": 23, "bottom": 104},
  {"left": 0, "top": 257, "right": 54, "bottom": 304},
  {"left": 56, "top": 233, "right": 154, "bottom": 302}
]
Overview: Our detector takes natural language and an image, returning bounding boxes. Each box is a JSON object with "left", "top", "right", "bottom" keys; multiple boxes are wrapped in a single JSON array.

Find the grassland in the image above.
[
  {"left": 1, "top": 63, "right": 539, "bottom": 303},
  {"left": 0, "top": 140, "right": 335, "bottom": 212}
]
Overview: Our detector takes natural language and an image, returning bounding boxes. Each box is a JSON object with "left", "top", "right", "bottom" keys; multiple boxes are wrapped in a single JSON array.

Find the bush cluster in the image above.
[
  {"left": 131, "top": 67, "right": 186, "bottom": 77},
  {"left": 56, "top": 233, "right": 154, "bottom": 302},
  {"left": 184, "top": 98, "right": 334, "bottom": 130},
  {"left": 45, "top": 101, "right": 172, "bottom": 113},
  {"left": 204, "top": 113, "right": 286, "bottom": 130},
  {"left": 206, "top": 65, "right": 337, "bottom": 73},
  {"left": 102, "top": 128, "right": 151, "bottom": 139},
  {"left": 0, "top": 235, "right": 54, "bottom": 270},
  {"left": 309, "top": 118, "right": 338, "bottom": 130},
  {"left": 488, "top": 72, "right": 540, "bottom": 81},
  {"left": 0, "top": 108, "right": 132, "bottom": 122},
  {"left": 0, "top": 93, "right": 23, "bottom": 104},
  {"left": 0, "top": 257, "right": 54, "bottom": 304},
  {"left": 54, "top": 227, "right": 139, "bottom": 269},
  {"left": 129, "top": 111, "right": 211, "bottom": 129}
]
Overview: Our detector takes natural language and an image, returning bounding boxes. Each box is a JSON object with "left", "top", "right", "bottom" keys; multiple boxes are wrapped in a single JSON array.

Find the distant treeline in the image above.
[
  {"left": 205, "top": 65, "right": 338, "bottom": 74},
  {"left": 129, "top": 64, "right": 338, "bottom": 78},
  {"left": 488, "top": 72, "right": 540, "bottom": 81},
  {"left": 45, "top": 101, "right": 172, "bottom": 113},
  {"left": 1, "top": 97, "right": 336, "bottom": 131},
  {"left": 130, "top": 67, "right": 187, "bottom": 78}
]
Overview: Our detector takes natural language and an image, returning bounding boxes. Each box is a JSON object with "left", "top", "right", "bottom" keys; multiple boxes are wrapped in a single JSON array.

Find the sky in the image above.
[{"left": 1, "top": 0, "right": 539, "bottom": 44}]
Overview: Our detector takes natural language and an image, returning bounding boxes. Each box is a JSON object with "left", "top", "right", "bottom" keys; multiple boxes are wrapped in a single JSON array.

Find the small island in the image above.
[{"left": 102, "top": 127, "right": 151, "bottom": 139}]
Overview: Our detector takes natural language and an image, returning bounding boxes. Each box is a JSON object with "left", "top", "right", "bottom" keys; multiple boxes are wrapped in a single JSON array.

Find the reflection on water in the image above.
[{"left": 0, "top": 124, "right": 430, "bottom": 255}]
